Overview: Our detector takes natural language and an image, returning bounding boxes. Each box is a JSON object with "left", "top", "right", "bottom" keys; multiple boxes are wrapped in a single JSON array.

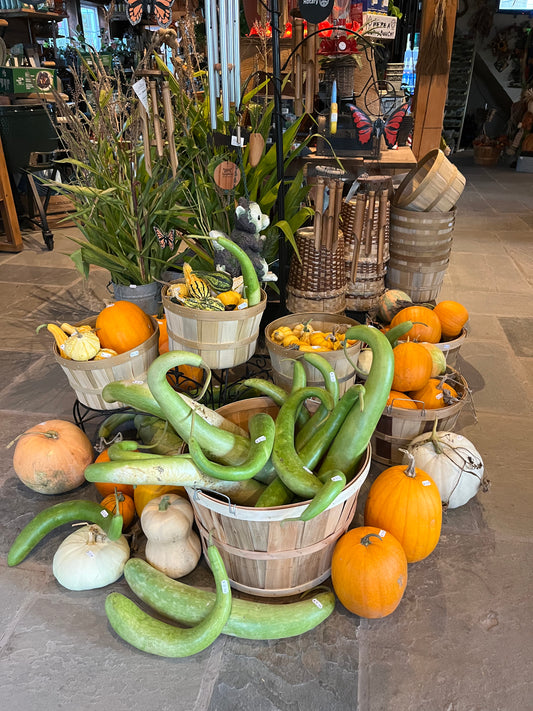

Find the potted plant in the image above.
[{"left": 50, "top": 54, "right": 193, "bottom": 314}]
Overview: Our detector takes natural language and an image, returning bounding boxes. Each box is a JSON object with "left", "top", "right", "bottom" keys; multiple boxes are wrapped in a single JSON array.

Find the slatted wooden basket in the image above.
[
  {"left": 53, "top": 316, "right": 159, "bottom": 410},
  {"left": 393, "top": 149, "right": 466, "bottom": 212},
  {"left": 187, "top": 397, "right": 372, "bottom": 597},
  {"left": 162, "top": 287, "right": 267, "bottom": 370}
]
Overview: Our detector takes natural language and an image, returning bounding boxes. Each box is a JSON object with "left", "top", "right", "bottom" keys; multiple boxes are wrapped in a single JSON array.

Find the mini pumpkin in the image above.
[
  {"left": 100, "top": 491, "right": 136, "bottom": 529},
  {"left": 364, "top": 450, "right": 443, "bottom": 563},
  {"left": 331, "top": 526, "right": 408, "bottom": 618},
  {"left": 63, "top": 329, "right": 101, "bottom": 361},
  {"left": 386, "top": 390, "right": 418, "bottom": 409},
  {"left": 409, "top": 377, "right": 459, "bottom": 410},
  {"left": 95, "top": 301, "right": 154, "bottom": 354}
]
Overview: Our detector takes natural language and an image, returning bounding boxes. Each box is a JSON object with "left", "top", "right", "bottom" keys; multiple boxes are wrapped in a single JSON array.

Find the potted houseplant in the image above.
[{"left": 50, "top": 54, "right": 193, "bottom": 314}]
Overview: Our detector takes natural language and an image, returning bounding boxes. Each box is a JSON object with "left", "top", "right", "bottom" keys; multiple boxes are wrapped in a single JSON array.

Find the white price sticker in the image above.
[
  {"left": 422, "top": 480, "right": 432, "bottom": 486},
  {"left": 221, "top": 580, "right": 230, "bottom": 594},
  {"left": 86, "top": 550, "right": 95, "bottom": 558},
  {"left": 379, "top": 530, "right": 386, "bottom": 537},
  {"left": 312, "top": 598, "right": 323, "bottom": 609},
  {"left": 129, "top": 351, "right": 139, "bottom": 358},
  {"left": 436, "top": 393, "right": 443, "bottom": 400},
  {"left": 329, "top": 371, "right": 336, "bottom": 382},
  {"left": 254, "top": 435, "right": 266, "bottom": 444},
  {"left": 100, "top": 510, "right": 109, "bottom": 518},
  {"left": 304, "top": 466, "right": 313, "bottom": 474},
  {"left": 331, "top": 475, "right": 343, "bottom": 482}
]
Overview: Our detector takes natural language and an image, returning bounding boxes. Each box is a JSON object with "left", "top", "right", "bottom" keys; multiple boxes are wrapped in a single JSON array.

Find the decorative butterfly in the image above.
[
  {"left": 154, "top": 225, "right": 175, "bottom": 250},
  {"left": 347, "top": 103, "right": 410, "bottom": 149},
  {"left": 126, "top": 0, "right": 175, "bottom": 29}
]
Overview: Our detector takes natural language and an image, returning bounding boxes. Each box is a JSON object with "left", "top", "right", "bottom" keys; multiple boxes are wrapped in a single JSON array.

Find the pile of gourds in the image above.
[
  {"left": 37, "top": 301, "right": 155, "bottom": 362},
  {"left": 268, "top": 320, "right": 358, "bottom": 353}
]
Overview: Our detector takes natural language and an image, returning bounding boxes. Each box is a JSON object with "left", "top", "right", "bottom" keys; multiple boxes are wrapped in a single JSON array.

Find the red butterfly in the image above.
[
  {"left": 347, "top": 104, "right": 375, "bottom": 147},
  {"left": 153, "top": 226, "right": 175, "bottom": 250},
  {"left": 126, "top": 0, "right": 175, "bottom": 28},
  {"left": 383, "top": 103, "right": 409, "bottom": 149}
]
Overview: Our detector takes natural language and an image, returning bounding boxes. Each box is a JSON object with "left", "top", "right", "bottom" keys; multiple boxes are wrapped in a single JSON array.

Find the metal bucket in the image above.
[{"left": 111, "top": 281, "right": 162, "bottom": 316}]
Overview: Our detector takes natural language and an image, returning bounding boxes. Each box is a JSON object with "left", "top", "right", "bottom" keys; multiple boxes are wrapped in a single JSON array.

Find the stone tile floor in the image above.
[{"left": 0, "top": 152, "right": 532, "bottom": 711}]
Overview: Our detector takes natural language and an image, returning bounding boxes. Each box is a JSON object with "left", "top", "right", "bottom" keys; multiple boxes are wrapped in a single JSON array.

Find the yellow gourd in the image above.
[
  {"left": 36, "top": 323, "right": 70, "bottom": 359},
  {"left": 272, "top": 326, "right": 293, "bottom": 342},
  {"left": 167, "top": 282, "right": 189, "bottom": 300},
  {"left": 216, "top": 290, "right": 242, "bottom": 307},
  {"left": 93, "top": 348, "right": 118, "bottom": 360},
  {"left": 282, "top": 333, "right": 300, "bottom": 348},
  {"left": 63, "top": 330, "right": 101, "bottom": 361}
]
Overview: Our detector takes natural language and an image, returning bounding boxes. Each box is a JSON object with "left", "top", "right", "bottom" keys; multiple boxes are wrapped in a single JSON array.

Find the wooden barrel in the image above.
[
  {"left": 434, "top": 328, "right": 467, "bottom": 368},
  {"left": 54, "top": 316, "right": 159, "bottom": 410},
  {"left": 386, "top": 206, "right": 455, "bottom": 302},
  {"left": 187, "top": 398, "right": 372, "bottom": 597},
  {"left": 265, "top": 312, "right": 361, "bottom": 396},
  {"left": 371, "top": 368, "right": 469, "bottom": 465},
  {"left": 393, "top": 149, "right": 466, "bottom": 212},
  {"left": 162, "top": 287, "right": 267, "bottom": 370}
]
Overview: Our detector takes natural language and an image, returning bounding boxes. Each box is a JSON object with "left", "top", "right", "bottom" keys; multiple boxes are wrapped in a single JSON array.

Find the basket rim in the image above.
[
  {"left": 162, "top": 286, "right": 267, "bottom": 321},
  {"left": 384, "top": 366, "right": 468, "bottom": 418},
  {"left": 393, "top": 149, "right": 465, "bottom": 210}
]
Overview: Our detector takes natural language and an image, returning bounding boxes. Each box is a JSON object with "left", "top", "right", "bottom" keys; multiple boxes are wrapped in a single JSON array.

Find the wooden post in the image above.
[
  {"left": 0, "top": 136, "right": 23, "bottom": 252},
  {"left": 411, "top": 0, "right": 458, "bottom": 159}
]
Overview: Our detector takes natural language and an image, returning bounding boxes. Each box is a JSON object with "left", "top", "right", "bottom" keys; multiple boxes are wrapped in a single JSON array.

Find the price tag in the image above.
[
  {"left": 221, "top": 580, "right": 230, "bottom": 594},
  {"left": 331, "top": 475, "right": 343, "bottom": 482},
  {"left": 129, "top": 351, "right": 139, "bottom": 358},
  {"left": 379, "top": 530, "right": 386, "bottom": 537},
  {"left": 312, "top": 597, "right": 323, "bottom": 609},
  {"left": 132, "top": 78, "right": 149, "bottom": 113},
  {"left": 422, "top": 480, "right": 432, "bottom": 487},
  {"left": 86, "top": 550, "right": 95, "bottom": 558},
  {"left": 329, "top": 371, "right": 336, "bottom": 382},
  {"left": 254, "top": 435, "right": 266, "bottom": 444},
  {"left": 100, "top": 510, "right": 109, "bottom": 518}
]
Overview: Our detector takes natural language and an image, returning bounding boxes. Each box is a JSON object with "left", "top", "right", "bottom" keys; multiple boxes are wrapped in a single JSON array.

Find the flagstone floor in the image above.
[{"left": 0, "top": 151, "right": 532, "bottom": 711}]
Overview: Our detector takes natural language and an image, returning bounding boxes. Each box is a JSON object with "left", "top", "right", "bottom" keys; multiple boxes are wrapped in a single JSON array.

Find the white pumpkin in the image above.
[
  {"left": 357, "top": 348, "right": 373, "bottom": 378},
  {"left": 52, "top": 524, "right": 129, "bottom": 590},
  {"left": 406, "top": 428, "right": 485, "bottom": 509},
  {"left": 140, "top": 493, "right": 201, "bottom": 579}
]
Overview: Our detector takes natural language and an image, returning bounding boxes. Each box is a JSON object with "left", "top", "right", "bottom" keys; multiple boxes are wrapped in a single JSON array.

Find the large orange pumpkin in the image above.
[
  {"left": 364, "top": 451, "right": 443, "bottom": 563},
  {"left": 391, "top": 341, "right": 433, "bottom": 392},
  {"left": 100, "top": 491, "right": 136, "bottom": 528},
  {"left": 433, "top": 300, "right": 469, "bottom": 338},
  {"left": 12, "top": 420, "right": 94, "bottom": 495},
  {"left": 390, "top": 306, "right": 442, "bottom": 343},
  {"left": 331, "top": 526, "right": 408, "bottom": 618},
  {"left": 386, "top": 390, "right": 418, "bottom": 410},
  {"left": 92, "top": 449, "right": 135, "bottom": 499},
  {"left": 409, "top": 378, "right": 459, "bottom": 410},
  {"left": 95, "top": 301, "right": 154, "bottom": 354}
]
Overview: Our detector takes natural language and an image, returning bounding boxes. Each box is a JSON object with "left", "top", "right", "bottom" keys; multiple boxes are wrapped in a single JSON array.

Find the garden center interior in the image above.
[{"left": 0, "top": 1, "right": 532, "bottom": 710}]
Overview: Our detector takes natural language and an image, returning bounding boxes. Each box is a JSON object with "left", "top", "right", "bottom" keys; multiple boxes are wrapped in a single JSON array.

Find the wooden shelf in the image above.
[{"left": 0, "top": 9, "right": 66, "bottom": 21}]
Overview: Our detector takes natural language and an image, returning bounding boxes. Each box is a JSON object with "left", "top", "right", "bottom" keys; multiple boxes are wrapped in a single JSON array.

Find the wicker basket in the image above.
[
  {"left": 287, "top": 226, "right": 346, "bottom": 314},
  {"left": 473, "top": 144, "right": 501, "bottom": 166},
  {"left": 187, "top": 397, "right": 371, "bottom": 597}
]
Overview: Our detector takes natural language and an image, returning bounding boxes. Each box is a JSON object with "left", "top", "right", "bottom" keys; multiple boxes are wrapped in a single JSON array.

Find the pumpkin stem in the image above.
[
  {"left": 86, "top": 525, "right": 105, "bottom": 545},
  {"left": 360, "top": 532, "right": 384, "bottom": 547},
  {"left": 158, "top": 495, "right": 172, "bottom": 511},
  {"left": 399, "top": 448, "right": 417, "bottom": 477},
  {"left": 429, "top": 419, "right": 444, "bottom": 454}
]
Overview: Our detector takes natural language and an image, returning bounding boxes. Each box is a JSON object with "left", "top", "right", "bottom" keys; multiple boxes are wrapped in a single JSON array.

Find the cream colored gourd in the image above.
[
  {"left": 63, "top": 330, "right": 101, "bottom": 361},
  {"left": 406, "top": 422, "right": 485, "bottom": 509},
  {"left": 357, "top": 348, "right": 373, "bottom": 378},
  {"left": 140, "top": 494, "right": 201, "bottom": 579},
  {"left": 52, "top": 524, "right": 129, "bottom": 590}
]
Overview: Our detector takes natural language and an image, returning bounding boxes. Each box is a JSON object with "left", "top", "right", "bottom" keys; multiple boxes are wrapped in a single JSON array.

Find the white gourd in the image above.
[
  {"left": 406, "top": 425, "right": 485, "bottom": 509},
  {"left": 140, "top": 493, "right": 201, "bottom": 579},
  {"left": 357, "top": 349, "right": 373, "bottom": 378},
  {"left": 52, "top": 524, "right": 129, "bottom": 590}
]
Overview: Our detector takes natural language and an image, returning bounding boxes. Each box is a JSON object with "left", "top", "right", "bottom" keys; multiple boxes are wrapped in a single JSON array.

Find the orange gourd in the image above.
[
  {"left": 95, "top": 301, "right": 154, "bottom": 354},
  {"left": 364, "top": 451, "right": 443, "bottom": 563},
  {"left": 12, "top": 419, "right": 94, "bottom": 495},
  {"left": 391, "top": 341, "right": 433, "bottom": 392},
  {"left": 134, "top": 485, "right": 188, "bottom": 517},
  {"left": 92, "top": 449, "right": 135, "bottom": 499},
  {"left": 386, "top": 390, "right": 418, "bottom": 410},
  {"left": 390, "top": 306, "right": 442, "bottom": 343},
  {"left": 433, "top": 300, "right": 469, "bottom": 338},
  {"left": 100, "top": 491, "right": 136, "bottom": 529},
  {"left": 331, "top": 526, "right": 408, "bottom": 618},
  {"left": 409, "top": 378, "right": 459, "bottom": 410},
  {"left": 154, "top": 315, "right": 169, "bottom": 354}
]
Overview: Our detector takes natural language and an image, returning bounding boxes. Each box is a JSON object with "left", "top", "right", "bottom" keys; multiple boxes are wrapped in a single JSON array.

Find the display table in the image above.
[{"left": 296, "top": 145, "right": 418, "bottom": 176}]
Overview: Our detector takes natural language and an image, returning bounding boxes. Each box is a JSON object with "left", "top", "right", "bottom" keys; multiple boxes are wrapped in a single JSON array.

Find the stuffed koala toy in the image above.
[{"left": 210, "top": 198, "right": 278, "bottom": 282}]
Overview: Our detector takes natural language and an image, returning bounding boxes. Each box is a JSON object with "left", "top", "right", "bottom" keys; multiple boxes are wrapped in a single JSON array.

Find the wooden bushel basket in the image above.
[
  {"left": 187, "top": 397, "right": 371, "bottom": 597},
  {"left": 371, "top": 368, "right": 469, "bottom": 466},
  {"left": 265, "top": 312, "right": 361, "bottom": 396},
  {"left": 434, "top": 328, "right": 467, "bottom": 368},
  {"left": 53, "top": 316, "right": 159, "bottom": 411},
  {"left": 162, "top": 287, "right": 267, "bottom": 370},
  {"left": 393, "top": 149, "right": 466, "bottom": 212}
]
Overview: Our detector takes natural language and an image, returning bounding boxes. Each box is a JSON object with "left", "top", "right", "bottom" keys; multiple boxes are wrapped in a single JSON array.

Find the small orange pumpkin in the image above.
[
  {"left": 390, "top": 306, "right": 442, "bottom": 343},
  {"left": 95, "top": 301, "right": 154, "bottom": 354},
  {"left": 364, "top": 450, "right": 443, "bottom": 563},
  {"left": 409, "top": 378, "right": 459, "bottom": 410},
  {"left": 386, "top": 390, "right": 418, "bottom": 409},
  {"left": 331, "top": 526, "right": 408, "bottom": 618},
  {"left": 433, "top": 300, "right": 469, "bottom": 338},
  {"left": 100, "top": 490, "right": 136, "bottom": 528},
  {"left": 12, "top": 420, "right": 94, "bottom": 495},
  {"left": 391, "top": 341, "right": 433, "bottom": 392},
  {"left": 92, "top": 449, "right": 135, "bottom": 499}
]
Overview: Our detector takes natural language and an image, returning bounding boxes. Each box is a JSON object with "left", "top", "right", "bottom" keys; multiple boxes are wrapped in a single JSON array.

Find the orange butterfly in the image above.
[{"left": 126, "top": 0, "right": 174, "bottom": 28}]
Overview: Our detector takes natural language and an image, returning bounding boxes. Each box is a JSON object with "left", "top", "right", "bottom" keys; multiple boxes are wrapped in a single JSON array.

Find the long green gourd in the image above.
[
  {"left": 318, "top": 325, "right": 394, "bottom": 479},
  {"left": 211, "top": 235, "right": 261, "bottom": 306},
  {"left": 146, "top": 351, "right": 250, "bottom": 465}
]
